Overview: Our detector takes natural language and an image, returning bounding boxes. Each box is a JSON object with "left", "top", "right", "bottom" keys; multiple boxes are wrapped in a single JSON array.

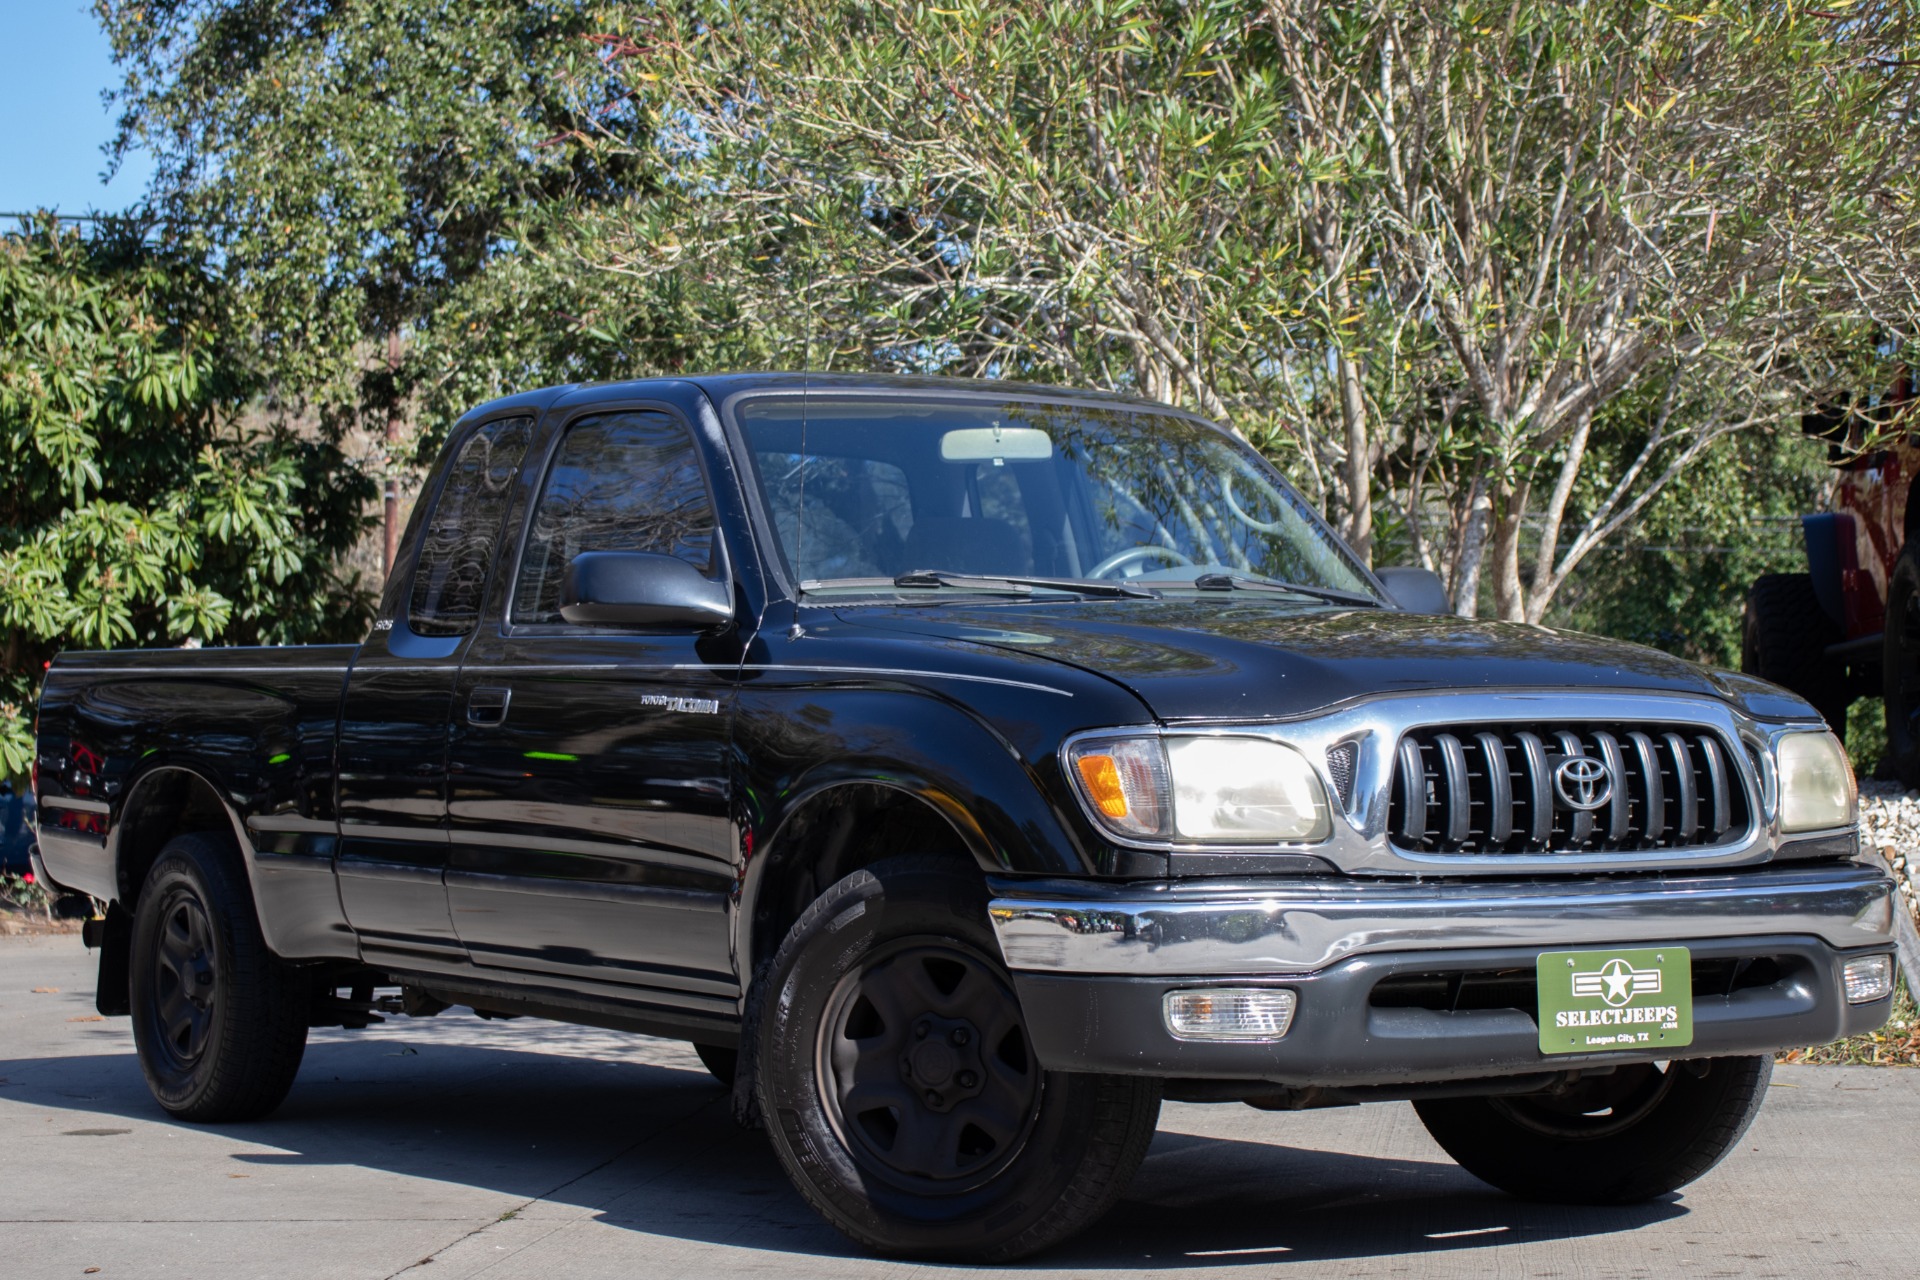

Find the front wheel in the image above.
[
  {"left": 1414, "top": 1056, "right": 1771, "bottom": 1203},
  {"left": 752, "top": 855, "right": 1161, "bottom": 1262},
  {"left": 130, "top": 833, "right": 311, "bottom": 1121}
]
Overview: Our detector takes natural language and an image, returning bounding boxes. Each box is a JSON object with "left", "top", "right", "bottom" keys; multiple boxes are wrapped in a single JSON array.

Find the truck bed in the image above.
[{"left": 35, "top": 644, "right": 360, "bottom": 956}]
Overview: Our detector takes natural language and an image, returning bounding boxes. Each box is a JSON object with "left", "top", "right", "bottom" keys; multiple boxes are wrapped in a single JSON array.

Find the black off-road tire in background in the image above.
[
  {"left": 1414, "top": 1056, "right": 1772, "bottom": 1203},
  {"left": 1742, "top": 572, "right": 1849, "bottom": 730},
  {"left": 1884, "top": 544, "right": 1920, "bottom": 788},
  {"left": 752, "top": 854, "right": 1162, "bottom": 1262},
  {"left": 130, "top": 832, "right": 311, "bottom": 1121}
]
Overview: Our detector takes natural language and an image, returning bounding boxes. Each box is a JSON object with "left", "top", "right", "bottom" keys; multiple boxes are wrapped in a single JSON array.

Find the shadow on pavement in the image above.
[{"left": 0, "top": 1029, "right": 1686, "bottom": 1268}]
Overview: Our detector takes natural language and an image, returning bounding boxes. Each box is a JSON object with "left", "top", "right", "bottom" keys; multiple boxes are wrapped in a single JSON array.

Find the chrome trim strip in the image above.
[
  {"left": 724, "top": 664, "right": 1073, "bottom": 696},
  {"left": 41, "top": 796, "right": 109, "bottom": 815},
  {"left": 51, "top": 666, "right": 353, "bottom": 676},
  {"left": 1061, "top": 690, "right": 1840, "bottom": 876},
  {"left": 446, "top": 869, "right": 725, "bottom": 911},
  {"left": 445, "top": 825, "right": 723, "bottom": 876},
  {"left": 438, "top": 661, "right": 1071, "bottom": 696},
  {"left": 246, "top": 816, "right": 336, "bottom": 835},
  {"left": 988, "top": 862, "right": 1896, "bottom": 976}
]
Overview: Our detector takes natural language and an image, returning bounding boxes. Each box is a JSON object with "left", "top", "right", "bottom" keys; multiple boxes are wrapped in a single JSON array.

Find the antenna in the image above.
[{"left": 796, "top": 236, "right": 812, "bottom": 591}]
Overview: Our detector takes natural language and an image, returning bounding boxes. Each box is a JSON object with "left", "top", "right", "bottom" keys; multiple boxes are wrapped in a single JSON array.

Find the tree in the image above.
[
  {"left": 96, "top": 0, "right": 699, "bottom": 555},
  {"left": 553, "top": 2, "right": 1382, "bottom": 509},
  {"left": 0, "top": 218, "right": 373, "bottom": 777},
  {"left": 1280, "top": 0, "right": 1920, "bottom": 619},
  {"left": 554, "top": 0, "right": 1920, "bottom": 607}
]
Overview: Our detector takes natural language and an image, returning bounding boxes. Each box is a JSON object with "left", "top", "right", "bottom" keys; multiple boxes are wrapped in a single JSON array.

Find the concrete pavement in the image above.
[{"left": 3, "top": 932, "right": 1917, "bottom": 1279}]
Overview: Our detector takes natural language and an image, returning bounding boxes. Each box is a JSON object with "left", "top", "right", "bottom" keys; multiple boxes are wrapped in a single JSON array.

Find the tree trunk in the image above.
[
  {"left": 382, "top": 329, "right": 403, "bottom": 578},
  {"left": 1452, "top": 476, "right": 1491, "bottom": 616},
  {"left": 1327, "top": 271, "right": 1374, "bottom": 566},
  {"left": 1489, "top": 479, "right": 1529, "bottom": 623}
]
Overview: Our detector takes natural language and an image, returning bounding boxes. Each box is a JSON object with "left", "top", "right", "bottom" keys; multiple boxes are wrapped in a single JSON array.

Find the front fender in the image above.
[{"left": 736, "top": 687, "right": 1098, "bottom": 877}]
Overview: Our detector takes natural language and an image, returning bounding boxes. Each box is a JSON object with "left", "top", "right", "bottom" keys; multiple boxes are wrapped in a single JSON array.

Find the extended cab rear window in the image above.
[{"left": 407, "top": 415, "right": 534, "bottom": 636}]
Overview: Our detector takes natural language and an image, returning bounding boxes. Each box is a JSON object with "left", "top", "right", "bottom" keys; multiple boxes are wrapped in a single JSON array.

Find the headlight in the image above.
[
  {"left": 1776, "top": 731, "right": 1855, "bottom": 833},
  {"left": 1067, "top": 735, "right": 1331, "bottom": 843}
]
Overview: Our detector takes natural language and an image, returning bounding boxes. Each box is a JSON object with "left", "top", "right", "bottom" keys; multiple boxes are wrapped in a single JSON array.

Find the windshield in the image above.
[{"left": 734, "top": 393, "right": 1378, "bottom": 601}]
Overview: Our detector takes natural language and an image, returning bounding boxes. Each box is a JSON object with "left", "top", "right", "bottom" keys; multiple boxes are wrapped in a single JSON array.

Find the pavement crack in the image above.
[{"left": 384, "top": 1092, "right": 725, "bottom": 1279}]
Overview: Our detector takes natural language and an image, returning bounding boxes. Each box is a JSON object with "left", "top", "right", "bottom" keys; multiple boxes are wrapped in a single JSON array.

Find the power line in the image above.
[{"left": 0, "top": 211, "right": 120, "bottom": 223}]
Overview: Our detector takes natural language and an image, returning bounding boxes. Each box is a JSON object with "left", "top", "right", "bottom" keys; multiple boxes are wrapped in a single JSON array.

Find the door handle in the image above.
[{"left": 467, "top": 686, "right": 512, "bottom": 726}]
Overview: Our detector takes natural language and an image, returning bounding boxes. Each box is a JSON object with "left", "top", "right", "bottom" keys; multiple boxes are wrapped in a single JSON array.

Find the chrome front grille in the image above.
[{"left": 1387, "top": 723, "right": 1752, "bottom": 855}]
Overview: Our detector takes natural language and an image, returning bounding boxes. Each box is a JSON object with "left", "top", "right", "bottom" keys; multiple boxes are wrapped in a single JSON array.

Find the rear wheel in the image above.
[
  {"left": 1743, "top": 572, "right": 1848, "bottom": 729},
  {"left": 1884, "top": 545, "right": 1920, "bottom": 787},
  {"left": 130, "top": 833, "right": 310, "bottom": 1121},
  {"left": 752, "top": 855, "right": 1161, "bottom": 1262},
  {"left": 1414, "top": 1056, "right": 1771, "bottom": 1203}
]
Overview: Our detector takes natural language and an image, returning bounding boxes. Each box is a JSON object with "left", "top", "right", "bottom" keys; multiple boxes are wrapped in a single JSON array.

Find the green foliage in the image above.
[
  {"left": 1554, "top": 426, "right": 1829, "bottom": 667},
  {"left": 0, "top": 219, "right": 374, "bottom": 778},
  {"left": 97, "top": 0, "right": 707, "bottom": 452},
  {"left": 0, "top": 869, "right": 52, "bottom": 918},
  {"left": 1847, "top": 697, "right": 1889, "bottom": 777}
]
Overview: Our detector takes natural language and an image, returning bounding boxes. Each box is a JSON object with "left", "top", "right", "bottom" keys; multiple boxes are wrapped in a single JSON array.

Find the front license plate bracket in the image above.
[{"left": 1536, "top": 946, "right": 1693, "bottom": 1056}]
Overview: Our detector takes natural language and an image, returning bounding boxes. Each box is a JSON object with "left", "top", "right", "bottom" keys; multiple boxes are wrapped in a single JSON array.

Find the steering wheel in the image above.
[
  {"left": 1087, "top": 544, "right": 1195, "bottom": 579},
  {"left": 1221, "top": 469, "right": 1290, "bottom": 534}
]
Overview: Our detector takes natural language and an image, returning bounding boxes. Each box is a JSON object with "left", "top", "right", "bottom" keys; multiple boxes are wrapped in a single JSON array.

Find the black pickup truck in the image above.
[{"left": 31, "top": 374, "right": 1898, "bottom": 1261}]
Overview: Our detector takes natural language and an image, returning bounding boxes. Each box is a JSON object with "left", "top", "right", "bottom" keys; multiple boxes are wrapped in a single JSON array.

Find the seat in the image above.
[{"left": 901, "top": 517, "right": 1031, "bottom": 576}]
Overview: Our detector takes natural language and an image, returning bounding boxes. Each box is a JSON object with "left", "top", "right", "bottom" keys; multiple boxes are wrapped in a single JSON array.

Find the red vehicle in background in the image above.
[{"left": 1743, "top": 376, "right": 1920, "bottom": 785}]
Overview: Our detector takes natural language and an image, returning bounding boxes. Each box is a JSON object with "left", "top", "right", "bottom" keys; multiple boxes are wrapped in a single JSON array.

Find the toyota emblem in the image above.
[{"left": 1552, "top": 756, "right": 1613, "bottom": 811}]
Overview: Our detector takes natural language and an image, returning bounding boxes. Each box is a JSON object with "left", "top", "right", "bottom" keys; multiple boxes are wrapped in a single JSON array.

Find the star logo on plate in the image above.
[{"left": 1571, "top": 957, "right": 1662, "bottom": 1007}]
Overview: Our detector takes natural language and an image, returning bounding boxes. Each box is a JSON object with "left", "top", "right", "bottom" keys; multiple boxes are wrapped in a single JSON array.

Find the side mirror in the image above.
[
  {"left": 1375, "top": 566, "right": 1450, "bottom": 615},
  {"left": 559, "top": 551, "right": 734, "bottom": 629}
]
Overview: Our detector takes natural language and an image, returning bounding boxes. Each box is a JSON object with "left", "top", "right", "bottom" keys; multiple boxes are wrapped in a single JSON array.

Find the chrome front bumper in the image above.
[
  {"left": 986, "top": 861, "right": 1896, "bottom": 976},
  {"left": 988, "top": 862, "right": 1898, "bottom": 1087}
]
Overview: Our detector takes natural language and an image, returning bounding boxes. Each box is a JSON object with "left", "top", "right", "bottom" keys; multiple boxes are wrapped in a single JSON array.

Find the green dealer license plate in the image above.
[{"left": 1537, "top": 947, "right": 1692, "bottom": 1055}]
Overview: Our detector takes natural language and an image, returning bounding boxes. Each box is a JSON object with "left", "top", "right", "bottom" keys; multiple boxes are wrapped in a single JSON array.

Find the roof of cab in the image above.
[{"left": 455, "top": 372, "right": 1201, "bottom": 426}]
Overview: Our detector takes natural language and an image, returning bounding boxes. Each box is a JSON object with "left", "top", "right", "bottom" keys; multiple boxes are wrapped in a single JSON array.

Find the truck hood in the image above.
[{"left": 833, "top": 599, "right": 1816, "bottom": 723}]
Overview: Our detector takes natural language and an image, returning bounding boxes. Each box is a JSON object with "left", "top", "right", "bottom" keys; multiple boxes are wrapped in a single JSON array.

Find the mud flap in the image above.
[{"left": 84, "top": 902, "right": 133, "bottom": 1017}]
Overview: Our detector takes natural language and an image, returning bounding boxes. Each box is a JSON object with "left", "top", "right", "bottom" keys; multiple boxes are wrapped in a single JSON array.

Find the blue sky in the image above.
[{"left": 0, "top": 1, "right": 156, "bottom": 216}]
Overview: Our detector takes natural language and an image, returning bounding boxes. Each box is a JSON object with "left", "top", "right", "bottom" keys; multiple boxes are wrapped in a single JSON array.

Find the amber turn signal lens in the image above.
[{"left": 1076, "top": 754, "right": 1130, "bottom": 818}]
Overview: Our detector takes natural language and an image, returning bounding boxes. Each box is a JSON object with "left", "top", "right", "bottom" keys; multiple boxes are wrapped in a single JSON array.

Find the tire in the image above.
[
  {"left": 1742, "top": 572, "right": 1848, "bottom": 729},
  {"left": 693, "top": 1042, "right": 738, "bottom": 1087},
  {"left": 1884, "top": 545, "right": 1920, "bottom": 787},
  {"left": 752, "top": 855, "right": 1161, "bottom": 1262},
  {"left": 1414, "top": 1056, "right": 1772, "bottom": 1203},
  {"left": 129, "top": 832, "right": 311, "bottom": 1121}
]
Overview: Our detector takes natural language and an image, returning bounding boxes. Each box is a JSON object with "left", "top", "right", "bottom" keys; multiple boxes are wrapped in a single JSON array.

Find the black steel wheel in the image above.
[
  {"left": 816, "top": 939, "right": 1041, "bottom": 1192},
  {"left": 1415, "top": 1056, "right": 1772, "bottom": 1204},
  {"left": 751, "top": 855, "right": 1160, "bottom": 1262},
  {"left": 130, "top": 832, "right": 310, "bottom": 1121},
  {"left": 1885, "top": 545, "right": 1920, "bottom": 787},
  {"left": 1484, "top": 1062, "right": 1677, "bottom": 1140},
  {"left": 144, "top": 882, "right": 221, "bottom": 1074}
]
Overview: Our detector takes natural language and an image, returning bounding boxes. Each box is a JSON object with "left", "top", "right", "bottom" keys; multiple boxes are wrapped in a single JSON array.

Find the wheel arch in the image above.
[
  {"left": 110, "top": 764, "right": 253, "bottom": 909},
  {"left": 735, "top": 777, "right": 988, "bottom": 981}
]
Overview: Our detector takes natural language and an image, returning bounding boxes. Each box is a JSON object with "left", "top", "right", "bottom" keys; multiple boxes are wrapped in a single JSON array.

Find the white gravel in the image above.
[{"left": 1859, "top": 779, "right": 1920, "bottom": 926}]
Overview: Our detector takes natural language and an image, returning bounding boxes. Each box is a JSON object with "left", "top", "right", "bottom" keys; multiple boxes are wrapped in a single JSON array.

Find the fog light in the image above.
[
  {"left": 1164, "top": 988, "right": 1297, "bottom": 1041},
  {"left": 1843, "top": 955, "right": 1894, "bottom": 1005}
]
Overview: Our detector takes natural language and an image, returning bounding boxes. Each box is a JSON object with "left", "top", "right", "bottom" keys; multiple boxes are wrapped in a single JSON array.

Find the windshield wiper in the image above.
[
  {"left": 893, "top": 570, "right": 1158, "bottom": 599},
  {"left": 1190, "top": 572, "right": 1381, "bottom": 607}
]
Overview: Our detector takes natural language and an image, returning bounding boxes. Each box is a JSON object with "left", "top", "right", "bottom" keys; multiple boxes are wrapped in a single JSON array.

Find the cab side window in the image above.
[
  {"left": 408, "top": 416, "right": 535, "bottom": 637},
  {"left": 512, "top": 411, "right": 718, "bottom": 624}
]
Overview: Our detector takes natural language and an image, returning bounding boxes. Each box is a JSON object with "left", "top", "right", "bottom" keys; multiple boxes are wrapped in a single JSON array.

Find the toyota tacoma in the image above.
[{"left": 31, "top": 374, "right": 1898, "bottom": 1261}]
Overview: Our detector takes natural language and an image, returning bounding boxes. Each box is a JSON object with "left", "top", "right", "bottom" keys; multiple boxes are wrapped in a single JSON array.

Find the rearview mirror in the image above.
[
  {"left": 559, "top": 552, "right": 734, "bottom": 629},
  {"left": 1375, "top": 566, "right": 1450, "bottom": 615},
  {"left": 940, "top": 425, "right": 1053, "bottom": 463}
]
